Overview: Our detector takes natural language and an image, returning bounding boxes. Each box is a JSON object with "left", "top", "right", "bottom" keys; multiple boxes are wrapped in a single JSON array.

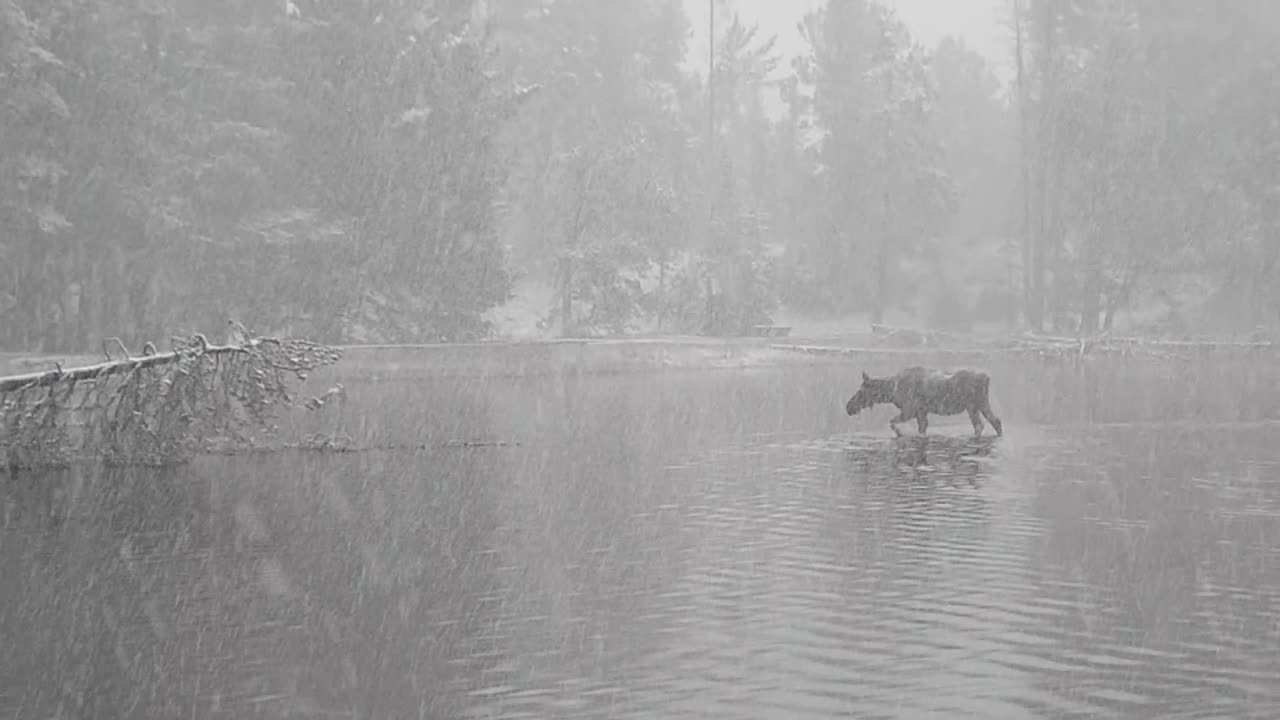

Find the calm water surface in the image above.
[{"left": 2, "top": 367, "right": 1279, "bottom": 719}]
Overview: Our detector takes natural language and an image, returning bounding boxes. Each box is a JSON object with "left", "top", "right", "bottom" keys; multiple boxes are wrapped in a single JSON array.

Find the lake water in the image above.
[{"left": 2, "top": 364, "right": 1279, "bottom": 719}]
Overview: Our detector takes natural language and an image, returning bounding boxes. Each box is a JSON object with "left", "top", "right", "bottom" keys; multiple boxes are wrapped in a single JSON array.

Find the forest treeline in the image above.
[{"left": 3, "top": 0, "right": 1278, "bottom": 351}]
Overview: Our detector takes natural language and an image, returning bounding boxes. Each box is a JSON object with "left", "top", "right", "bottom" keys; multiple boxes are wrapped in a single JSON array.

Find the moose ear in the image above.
[{"left": 861, "top": 371, "right": 870, "bottom": 383}]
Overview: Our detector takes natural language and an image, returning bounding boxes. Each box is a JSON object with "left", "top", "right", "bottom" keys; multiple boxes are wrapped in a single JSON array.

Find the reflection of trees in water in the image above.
[
  {"left": 236, "top": 375, "right": 514, "bottom": 715},
  {"left": 1, "top": 463, "right": 215, "bottom": 718},
  {"left": 246, "top": 450, "right": 505, "bottom": 719},
  {"left": 745, "top": 433, "right": 1015, "bottom": 708},
  {"left": 890, "top": 435, "right": 994, "bottom": 486},
  {"left": 0, "top": 440, "right": 508, "bottom": 718},
  {"left": 305, "top": 375, "right": 508, "bottom": 449},
  {"left": 473, "top": 373, "right": 739, "bottom": 698},
  {"left": 1023, "top": 426, "right": 1280, "bottom": 714},
  {"left": 458, "top": 370, "right": 923, "bottom": 710},
  {"left": 831, "top": 434, "right": 1000, "bottom": 595},
  {"left": 842, "top": 434, "right": 995, "bottom": 487}
]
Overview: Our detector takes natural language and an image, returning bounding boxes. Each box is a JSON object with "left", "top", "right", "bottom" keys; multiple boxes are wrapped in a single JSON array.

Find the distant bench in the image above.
[{"left": 751, "top": 325, "right": 792, "bottom": 338}]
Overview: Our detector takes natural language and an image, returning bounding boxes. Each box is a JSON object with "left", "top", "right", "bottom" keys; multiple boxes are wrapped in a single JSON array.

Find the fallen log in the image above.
[
  {"left": 1, "top": 335, "right": 255, "bottom": 392},
  {"left": 1, "top": 331, "right": 345, "bottom": 470}
]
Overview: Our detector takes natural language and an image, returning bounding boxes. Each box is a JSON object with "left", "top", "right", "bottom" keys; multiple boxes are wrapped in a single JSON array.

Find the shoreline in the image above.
[
  {"left": 3, "top": 331, "right": 1276, "bottom": 382},
  {"left": 0, "top": 338, "right": 846, "bottom": 380}
]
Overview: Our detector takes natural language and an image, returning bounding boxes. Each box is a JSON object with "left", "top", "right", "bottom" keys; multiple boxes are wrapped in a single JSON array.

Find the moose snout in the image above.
[{"left": 845, "top": 399, "right": 857, "bottom": 416}]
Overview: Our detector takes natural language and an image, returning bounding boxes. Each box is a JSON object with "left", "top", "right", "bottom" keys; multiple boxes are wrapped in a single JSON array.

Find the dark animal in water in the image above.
[{"left": 845, "top": 366, "right": 1003, "bottom": 438}]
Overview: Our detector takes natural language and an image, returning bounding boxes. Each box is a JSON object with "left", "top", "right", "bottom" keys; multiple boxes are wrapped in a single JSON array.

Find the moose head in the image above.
[{"left": 845, "top": 371, "right": 893, "bottom": 416}]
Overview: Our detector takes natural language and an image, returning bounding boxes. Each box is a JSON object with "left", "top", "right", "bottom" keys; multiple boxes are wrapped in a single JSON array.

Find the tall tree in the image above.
[
  {"left": 495, "top": 0, "right": 705, "bottom": 335},
  {"left": 920, "top": 37, "right": 1020, "bottom": 329},
  {"left": 1009, "top": 0, "right": 1280, "bottom": 334},
  {"left": 790, "top": 0, "right": 955, "bottom": 322},
  {"left": 0, "top": 0, "right": 522, "bottom": 350},
  {"left": 0, "top": 0, "right": 73, "bottom": 349}
]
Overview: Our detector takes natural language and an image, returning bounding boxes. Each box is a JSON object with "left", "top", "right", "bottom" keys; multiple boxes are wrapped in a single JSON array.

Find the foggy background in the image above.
[{"left": 5, "top": 0, "right": 1276, "bottom": 351}]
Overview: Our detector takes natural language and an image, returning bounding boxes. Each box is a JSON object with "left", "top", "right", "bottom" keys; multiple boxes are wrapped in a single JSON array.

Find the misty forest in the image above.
[
  {"left": 5, "top": 2, "right": 1280, "bottom": 719},
  {"left": 5, "top": 0, "right": 1279, "bottom": 351}
]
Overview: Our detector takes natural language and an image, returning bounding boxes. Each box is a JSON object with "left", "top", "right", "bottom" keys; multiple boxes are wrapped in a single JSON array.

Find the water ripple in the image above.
[
  {"left": 6, "top": 376, "right": 1280, "bottom": 720},
  {"left": 465, "top": 429, "right": 1280, "bottom": 720}
]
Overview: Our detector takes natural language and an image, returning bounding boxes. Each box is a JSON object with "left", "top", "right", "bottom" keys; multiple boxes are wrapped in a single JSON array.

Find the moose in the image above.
[{"left": 845, "top": 366, "right": 1003, "bottom": 438}]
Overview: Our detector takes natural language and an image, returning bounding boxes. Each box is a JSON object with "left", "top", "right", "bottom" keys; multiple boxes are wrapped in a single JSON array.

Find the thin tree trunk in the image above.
[
  {"left": 1031, "top": 0, "right": 1061, "bottom": 333},
  {"left": 1102, "top": 275, "right": 1134, "bottom": 333},
  {"left": 705, "top": 0, "right": 717, "bottom": 333},
  {"left": 873, "top": 189, "right": 891, "bottom": 325},
  {"left": 656, "top": 259, "right": 666, "bottom": 332},
  {"left": 1079, "top": 193, "right": 1103, "bottom": 336},
  {"left": 1080, "top": 268, "right": 1101, "bottom": 335},
  {"left": 559, "top": 256, "right": 573, "bottom": 337},
  {"left": 1013, "top": 0, "right": 1036, "bottom": 331}
]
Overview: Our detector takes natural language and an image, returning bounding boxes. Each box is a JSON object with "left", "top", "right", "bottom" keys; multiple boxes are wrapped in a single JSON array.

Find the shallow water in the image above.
[{"left": 2, "top": 367, "right": 1279, "bottom": 719}]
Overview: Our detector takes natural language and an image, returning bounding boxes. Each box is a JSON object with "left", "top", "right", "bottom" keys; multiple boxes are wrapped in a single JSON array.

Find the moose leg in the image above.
[
  {"left": 968, "top": 409, "right": 984, "bottom": 438},
  {"left": 888, "top": 411, "right": 910, "bottom": 437},
  {"left": 980, "top": 403, "right": 1003, "bottom": 437},
  {"left": 916, "top": 412, "right": 929, "bottom": 435}
]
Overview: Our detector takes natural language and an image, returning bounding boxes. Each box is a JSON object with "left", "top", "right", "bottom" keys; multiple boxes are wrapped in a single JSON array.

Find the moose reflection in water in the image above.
[
  {"left": 846, "top": 366, "right": 1003, "bottom": 438},
  {"left": 847, "top": 432, "right": 998, "bottom": 488}
]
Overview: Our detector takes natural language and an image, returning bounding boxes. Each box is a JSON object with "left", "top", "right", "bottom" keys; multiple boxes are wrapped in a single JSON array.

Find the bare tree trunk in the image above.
[
  {"left": 1012, "top": 0, "right": 1064, "bottom": 333},
  {"left": 656, "top": 258, "right": 667, "bottom": 332},
  {"left": 1012, "top": 0, "right": 1037, "bottom": 331},
  {"left": 1102, "top": 277, "right": 1133, "bottom": 333},
  {"left": 558, "top": 256, "right": 574, "bottom": 337},
  {"left": 1031, "top": 0, "right": 1062, "bottom": 334},
  {"left": 1099, "top": 268, "right": 1129, "bottom": 333},
  {"left": 704, "top": 0, "right": 717, "bottom": 334},
  {"left": 1079, "top": 265, "right": 1101, "bottom": 335},
  {"left": 558, "top": 153, "right": 595, "bottom": 339},
  {"left": 871, "top": 255, "right": 887, "bottom": 325},
  {"left": 85, "top": 250, "right": 105, "bottom": 350},
  {"left": 1079, "top": 194, "right": 1104, "bottom": 336},
  {"left": 12, "top": 232, "right": 48, "bottom": 350},
  {"left": 873, "top": 189, "right": 891, "bottom": 325}
]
